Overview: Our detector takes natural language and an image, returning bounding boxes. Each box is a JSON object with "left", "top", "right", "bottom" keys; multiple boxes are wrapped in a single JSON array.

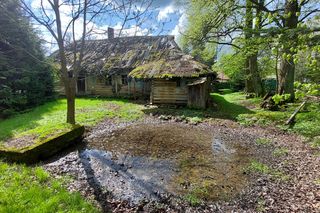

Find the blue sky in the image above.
[{"left": 28, "top": 0, "right": 185, "bottom": 51}]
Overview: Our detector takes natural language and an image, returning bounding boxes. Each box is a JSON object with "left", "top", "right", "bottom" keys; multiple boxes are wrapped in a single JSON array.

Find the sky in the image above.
[{"left": 27, "top": 0, "right": 186, "bottom": 52}]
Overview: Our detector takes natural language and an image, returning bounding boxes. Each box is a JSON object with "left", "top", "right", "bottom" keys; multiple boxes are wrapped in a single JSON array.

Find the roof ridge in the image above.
[{"left": 86, "top": 35, "right": 174, "bottom": 42}]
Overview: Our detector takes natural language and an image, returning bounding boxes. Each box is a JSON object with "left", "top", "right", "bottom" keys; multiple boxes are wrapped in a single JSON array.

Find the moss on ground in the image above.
[{"left": 0, "top": 125, "right": 84, "bottom": 163}]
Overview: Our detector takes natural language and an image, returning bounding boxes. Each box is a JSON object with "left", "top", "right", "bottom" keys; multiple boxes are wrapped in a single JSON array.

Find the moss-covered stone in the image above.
[{"left": 0, "top": 125, "right": 85, "bottom": 164}]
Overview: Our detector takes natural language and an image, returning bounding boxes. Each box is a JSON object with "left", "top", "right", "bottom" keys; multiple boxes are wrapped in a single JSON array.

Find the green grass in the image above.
[
  {"left": 0, "top": 161, "right": 98, "bottom": 213},
  {"left": 184, "top": 192, "right": 202, "bottom": 207},
  {"left": 272, "top": 148, "right": 289, "bottom": 156},
  {"left": 143, "top": 91, "right": 255, "bottom": 122},
  {"left": 216, "top": 91, "right": 320, "bottom": 139},
  {"left": 210, "top": 92, "right": 255, "bottom": 119},
  {"left": 247, "top": 160, "right": 290, "bottom": 181},
  {"left": 256, "top": 138, "right": 273, "bottom": 146},
  {"left": 0, "top": 98, "right": 144, "bottom": 143},
  {"left": 256, "top": 199, "right": 266, "bottom": 212},
  {"left": 311, "top": 137, "right": 320, "bottom": 149}
]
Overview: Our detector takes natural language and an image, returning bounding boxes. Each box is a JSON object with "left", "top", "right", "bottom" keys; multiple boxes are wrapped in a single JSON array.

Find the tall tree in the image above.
[
  {"left": 0, "top": 0, "right": 53, "bottom": 117},
  {"left": 277, "top": 0, "right": 300, "bottom": 99},
  {"left": 181, "top": 0, "right": 265, "bottom": 96},
  {"left": 249, "top": 0, "right": 320, "bottom": 100},
  {"left": 244, "top": 0, "right": 264, "bottom": 95},
  {"left": 21, "top": 0, "right": 152, "bottom": 124}
]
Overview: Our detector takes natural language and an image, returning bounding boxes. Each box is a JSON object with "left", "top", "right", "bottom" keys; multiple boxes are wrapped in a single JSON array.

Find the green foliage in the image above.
[
  {"left": 180, "top": 37, "right": 217, "bottom": 66},
  {"left": 0, "top": 161, "right": 98, "bottom": 212},
  {"left": 272, "top": 94, "right": 291, "bottom": 105},
  {"left": 213, "top": 54, "right": 246, "bottom": 90},
  {"left": 0, "top": 0, "right": 54, "bottom": 118},
  {"left": 294, "top": 82, "right": 320, "bottom": 100},
  {"left": 291, "top": 103, "right": 320, "bottom": 138}
]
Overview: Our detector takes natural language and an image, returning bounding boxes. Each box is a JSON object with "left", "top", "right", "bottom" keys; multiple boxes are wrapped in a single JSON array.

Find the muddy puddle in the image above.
[{"left": 85, "top": 123, "right": 254, "bottom": 203}]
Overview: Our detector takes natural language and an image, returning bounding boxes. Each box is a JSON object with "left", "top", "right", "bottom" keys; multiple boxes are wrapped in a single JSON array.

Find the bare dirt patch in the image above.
[{"left": 43, "top": 117, "right": 320, "bottom": 212}]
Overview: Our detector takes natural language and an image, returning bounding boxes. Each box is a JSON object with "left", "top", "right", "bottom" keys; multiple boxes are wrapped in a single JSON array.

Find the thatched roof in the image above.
[
  {"left": 129, "top": 55, "right": 211, "bottom": 78},
  {"left": 60, "top": 35, "right": 214, "bottom": 78}
]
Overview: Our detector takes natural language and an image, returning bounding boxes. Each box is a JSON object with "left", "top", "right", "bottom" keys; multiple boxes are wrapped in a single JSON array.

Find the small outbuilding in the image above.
[{"left": 129, "top": 55, "right": 214, "bottom": 108}]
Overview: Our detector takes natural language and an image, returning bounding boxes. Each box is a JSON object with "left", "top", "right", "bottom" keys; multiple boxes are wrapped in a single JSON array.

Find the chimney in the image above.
[{"left": 108, "top": 27, "right": 114, "bottom": 39}]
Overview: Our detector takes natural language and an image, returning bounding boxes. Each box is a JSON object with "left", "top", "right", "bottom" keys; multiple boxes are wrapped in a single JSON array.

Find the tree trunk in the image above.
[
  {"left": 277, "top": 0, "right": 299, "bottom": 101},
  {"left": 249, "top": 53, "right": 264, "bottom": 96},
  {"left": 244, "top": 0, "right": 264, "bottom": 96},
  {"left": 64, "top": 77, "right": 76, "bottom": 124},
  {"left": 278, "top": 54, "right": 295, "bottom": 98},
  {"left": 245, "top": 58, "right": 255, "bottom": 93}
]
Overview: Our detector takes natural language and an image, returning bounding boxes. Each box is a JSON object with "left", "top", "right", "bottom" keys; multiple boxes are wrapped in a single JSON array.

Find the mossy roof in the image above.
[
  {"left": 128, "top": 54, "right": 212, "bottom": 79},
  {"left": 56, "top": 35, "right": 214, "bottom": 78}
]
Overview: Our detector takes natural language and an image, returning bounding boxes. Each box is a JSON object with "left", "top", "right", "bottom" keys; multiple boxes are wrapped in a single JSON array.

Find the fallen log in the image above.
[{"left": 285, "top": 101, "right": 306, "bottom": 125}]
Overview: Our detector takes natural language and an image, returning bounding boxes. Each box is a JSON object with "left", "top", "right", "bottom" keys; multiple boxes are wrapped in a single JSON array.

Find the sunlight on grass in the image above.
[
  {"left": 210, "top": 92, "right": 256, "bottom": 120},
  {"left": 0, "top": 98, "right": 144, "bottom": 142},
  {"left": 0, "top": 161, "right": 98, "bottom": 212},
  {"left": 220, "top": 91, "right": 320, "bottom": 139}
]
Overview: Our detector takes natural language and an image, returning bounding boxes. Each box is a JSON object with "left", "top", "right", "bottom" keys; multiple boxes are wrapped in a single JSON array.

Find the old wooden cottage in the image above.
[{"left": 55, "top": 29, "right": 215, "bottom": 108}]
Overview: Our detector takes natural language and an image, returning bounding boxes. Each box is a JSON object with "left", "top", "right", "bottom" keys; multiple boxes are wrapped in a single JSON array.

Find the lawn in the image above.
[
  {"left": 0, "top": 98, "right": 144, "bottom": 143},
  {"left": 216, "top": 90, "right": 320, "bottom": 141},
  {"left": 0, "top": 161, "right": 98, "bottom": 213}
]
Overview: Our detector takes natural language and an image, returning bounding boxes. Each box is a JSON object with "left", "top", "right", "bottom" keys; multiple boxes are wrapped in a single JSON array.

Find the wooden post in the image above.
[{"left": 285, "top": 101, "right": 306, "bottom": 125}]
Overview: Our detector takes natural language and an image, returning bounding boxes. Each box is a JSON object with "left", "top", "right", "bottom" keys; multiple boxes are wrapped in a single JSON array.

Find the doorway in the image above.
[{"left": 77, "top": 76, "right": 86, "bottom": 94}]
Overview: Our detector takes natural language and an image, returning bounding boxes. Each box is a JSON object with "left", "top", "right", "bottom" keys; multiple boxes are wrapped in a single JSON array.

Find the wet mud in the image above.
[{"left": 84, "top": 122, "right": 254, "bottom": 203}]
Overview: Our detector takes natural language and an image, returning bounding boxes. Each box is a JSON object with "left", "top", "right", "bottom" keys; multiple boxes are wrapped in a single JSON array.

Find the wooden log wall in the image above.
[
  {"left": 151, "top": 79, "right": 188, "bottom": 104},
  {"left": 86, "top": 75, "right": 150, "bottom": 97},
  {"left": 187, "top": 83, "right": 207, "bottom": 108}
]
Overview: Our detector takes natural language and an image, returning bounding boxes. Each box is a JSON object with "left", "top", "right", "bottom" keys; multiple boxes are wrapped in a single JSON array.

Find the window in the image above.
[
  {"left": 105, "top": 76, "right": 112, "bottom": 86},
  {"left": 121, "top": 75, "right": 128, "bottom": 85},
  {"left": 176, "top": 79, "right": 181, "bottom": 87}
]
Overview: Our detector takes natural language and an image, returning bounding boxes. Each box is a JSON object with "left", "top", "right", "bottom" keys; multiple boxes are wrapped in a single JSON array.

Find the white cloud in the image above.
[
  {"left": 171, "top": 12, "right": 187, "bottom": 38},
  {"left": 157, "top": 4, "right": 176, "bottom": 21}
]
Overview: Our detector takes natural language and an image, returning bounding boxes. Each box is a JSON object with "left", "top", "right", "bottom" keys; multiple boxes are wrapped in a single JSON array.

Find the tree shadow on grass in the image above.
[
  {"left": 0, "top": 100, "right": 63, "bottom": 142},
  {"left": 142, "top": 94, "right": 254, "bottom": 121}
]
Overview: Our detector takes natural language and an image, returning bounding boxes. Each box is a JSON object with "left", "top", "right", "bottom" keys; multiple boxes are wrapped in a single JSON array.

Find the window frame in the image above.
[
  {"left": 105, "top": 76, "right": 112, "bottom": 86},
  {"left": 121, "top": 75, "right": 128, "bottom": 85}
]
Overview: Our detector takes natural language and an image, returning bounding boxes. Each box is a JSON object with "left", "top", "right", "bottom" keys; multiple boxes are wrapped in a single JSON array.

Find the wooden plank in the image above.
[{"left": 285, "top": 101, "right": 306, "bottom": 125}]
